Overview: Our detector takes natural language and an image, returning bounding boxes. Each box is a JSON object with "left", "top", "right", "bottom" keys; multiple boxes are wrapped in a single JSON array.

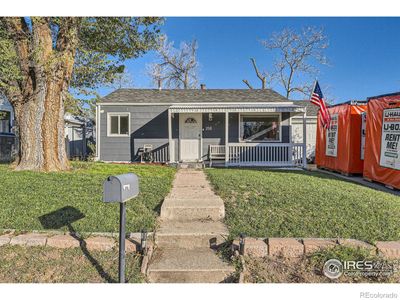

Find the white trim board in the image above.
[{"left": 96, "top": 104, "right": 100, "bottom": 160}]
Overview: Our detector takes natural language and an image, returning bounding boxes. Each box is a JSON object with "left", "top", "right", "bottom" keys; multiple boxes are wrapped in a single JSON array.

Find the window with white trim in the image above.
[
  {"left": 108, "top": 113, "right": 130, "bottom": 136},
  {"left": 240, "top": 114, "right": 280, "bottom": 142}
]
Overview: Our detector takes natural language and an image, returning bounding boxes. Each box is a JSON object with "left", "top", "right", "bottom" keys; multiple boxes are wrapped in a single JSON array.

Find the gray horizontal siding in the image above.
[
  {"left": 99, "top": 106, "right": 293, "bottom": 162},
  {"left": 99, "top": 105, "right": 174, "bottom": 162}
]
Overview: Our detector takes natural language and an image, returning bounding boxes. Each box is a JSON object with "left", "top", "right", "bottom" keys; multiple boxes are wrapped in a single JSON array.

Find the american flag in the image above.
[{"left": 310, "top": 81, "right": 331, "bottom": 128}]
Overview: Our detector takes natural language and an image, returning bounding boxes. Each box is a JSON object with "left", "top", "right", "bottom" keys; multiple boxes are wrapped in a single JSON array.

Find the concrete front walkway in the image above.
[{"left": 147, "top": 169, "right": 234, "bottom": 283}]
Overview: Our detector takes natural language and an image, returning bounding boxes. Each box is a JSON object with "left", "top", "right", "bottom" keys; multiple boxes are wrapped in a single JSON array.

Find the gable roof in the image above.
[
  {"left": 99, "top": 89, "right": 318, "bottom": 116},
  {"left": 100, "top": 89, "right": 290, "bottom": 104},
  {"left": 292, "top": 100, "right": 319, "bottom": 116}
]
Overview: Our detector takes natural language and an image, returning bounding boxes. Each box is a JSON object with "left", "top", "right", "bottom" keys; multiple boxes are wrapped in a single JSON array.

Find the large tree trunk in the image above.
[
  {"left": 4, "top": 17, "right": 78, "bottom": 171},
  {"left": 14, "top": 82, "right": 70, "bottom": 171}
]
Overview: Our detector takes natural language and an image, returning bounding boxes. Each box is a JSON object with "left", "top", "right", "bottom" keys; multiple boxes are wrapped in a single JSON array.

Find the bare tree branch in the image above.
[
  {"left": 250, "top": 58, "right": 266, "bottom": 89},
  {"left": 148, "top": 36, "right": 199, "bottom": 89},
  {"left": 260, "top": 26, "right": 330, "bottom": 99},
  {"left": 242, "top": 79, "right": 253, "bottom": 89}
]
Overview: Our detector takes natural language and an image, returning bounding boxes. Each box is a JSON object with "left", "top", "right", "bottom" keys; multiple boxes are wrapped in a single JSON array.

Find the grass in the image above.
[
  {"left": 205, "top": 168, "right": 400, "bottom": 242},
  {"left": 0, "top": 162, "right": 176, "bottom": 233},
  {"left": 0, "top": 245, "right": 144, "bottom": 283}
]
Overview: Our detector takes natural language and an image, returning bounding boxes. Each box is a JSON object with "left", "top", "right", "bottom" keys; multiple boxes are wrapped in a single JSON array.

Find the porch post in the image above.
[
  {"left": 168, "top": 109, "right": 173, "bottom": 163},
  {"left": 225, "top": 111, "right": 229, "bottom": 166},
  {"left": 302, "top": 108, "right": 307, "bottom": 169}
]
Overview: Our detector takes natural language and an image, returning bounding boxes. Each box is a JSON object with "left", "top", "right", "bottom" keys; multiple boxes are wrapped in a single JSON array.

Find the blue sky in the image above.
[{"left": 98, "top": 17, "right": 400, "bottom": 104}]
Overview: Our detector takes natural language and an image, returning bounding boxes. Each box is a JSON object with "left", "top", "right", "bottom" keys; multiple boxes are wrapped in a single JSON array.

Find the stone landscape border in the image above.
[
  {"left": 2, "top": 231, "right": 399, "bottom": 259},
  {"left": 0, "top": 230, "right": 153, "bottom": 253},
  {"left": 232, "top": 237, "right": 400, "bottom": 260}
]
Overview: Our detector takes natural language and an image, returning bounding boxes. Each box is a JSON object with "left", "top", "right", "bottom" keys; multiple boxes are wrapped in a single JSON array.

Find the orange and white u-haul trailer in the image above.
[
  {"left": 315, "top": 101, "right": 367, "bottom": 175},
  {"left": 363, "top": 92, "right": 400, "bottom": 189}
]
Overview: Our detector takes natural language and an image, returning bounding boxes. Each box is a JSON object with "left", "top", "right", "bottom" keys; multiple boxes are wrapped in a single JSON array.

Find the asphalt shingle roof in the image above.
[
  {"left": 292, "top": 100, "right": 319, "bottom": 116},
  {"left": 99, "top": 89, "right": 318, "bottom": 116},
  {"left": 100, "top": 89, "right": 290, "bottom": 103}
]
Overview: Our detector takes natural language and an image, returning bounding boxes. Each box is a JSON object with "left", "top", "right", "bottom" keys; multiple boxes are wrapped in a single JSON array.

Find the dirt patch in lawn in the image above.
[
  {"left": 0, "top": 245, "right": 145, "bottom": 283},
  {"left": 243, "top": 246, "right": 400, "bottom": 283},
  {"left": 244, "top": 257, "right": 400, "bottom": 283}
]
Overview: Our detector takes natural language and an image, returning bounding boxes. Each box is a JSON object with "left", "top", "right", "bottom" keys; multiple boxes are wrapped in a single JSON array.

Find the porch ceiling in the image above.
[{"left": 168, "top": 103, "right": 306, "bottom": 114}]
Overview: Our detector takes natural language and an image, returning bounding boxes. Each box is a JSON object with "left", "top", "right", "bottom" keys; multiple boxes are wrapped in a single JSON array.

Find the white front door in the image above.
[{"left": 179, "top": 113, "right": 202, "bottom": 162}]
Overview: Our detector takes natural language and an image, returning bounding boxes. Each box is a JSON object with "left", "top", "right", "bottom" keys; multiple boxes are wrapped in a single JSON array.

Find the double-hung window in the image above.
[
  {"left": 240, "top": 114, "right": 281, "bottom": 142},
  {"left": 107, "top": 113, "right": 130, "bottom": 137}
]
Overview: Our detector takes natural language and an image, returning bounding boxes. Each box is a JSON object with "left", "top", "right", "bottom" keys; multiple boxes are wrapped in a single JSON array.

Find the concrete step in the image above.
[
  {"left": 167, "top": 187, "right": 217, "bottom": 199},
  {"left": 178, "top": 163, "right": 204, "bottom": 169},
  {"left": 161, "top": 198, "right": 225, "bottom": 221},
  {"left": 148, "top": 248, "right": 235, "bottom": 283},
  {"left": 156, "top": 220, "right": 229, "bottom": 249},
  {"left": 173, "top": 179, "right": 210, "bottom": 188}
]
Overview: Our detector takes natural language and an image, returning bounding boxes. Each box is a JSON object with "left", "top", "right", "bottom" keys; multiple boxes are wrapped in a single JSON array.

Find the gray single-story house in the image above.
[
  {"left": 95, "top": 89, "right": 318, "bottom": 167},
  {"left": 96, "top": 89, "right": 317, "bottom": 166}
]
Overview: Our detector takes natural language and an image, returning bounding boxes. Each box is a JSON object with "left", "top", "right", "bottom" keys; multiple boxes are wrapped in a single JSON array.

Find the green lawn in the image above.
[
  {"left": 0, "top": 162, "right": 176, "bottom": 233},
  {"left": 205, "top": 168, "right": 400, "bottom": 242},
  {"left": 0, "top": 245, "right": 144, "bottom": 283}
]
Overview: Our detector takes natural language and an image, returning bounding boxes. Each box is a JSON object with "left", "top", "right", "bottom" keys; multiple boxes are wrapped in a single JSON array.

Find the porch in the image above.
[{"left": 167, "top": 103, "right": 308, "bottom": 168}]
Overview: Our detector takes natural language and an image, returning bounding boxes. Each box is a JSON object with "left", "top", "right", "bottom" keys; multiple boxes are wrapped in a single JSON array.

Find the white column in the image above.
[
  {"left": 95, "top": 104, "right": 100, "bottom": 161},
  {"left": 168, "top": 109, "right": 173, "bottom": 163},
  {"left": 302, "top": 108, "right": 307, "bottom": 169},
  {"left": 289, "top": 113, "right": 293, "bottom": 165},
  {"left": 225, "top": 111, "right": 229, "bottom": 166}
]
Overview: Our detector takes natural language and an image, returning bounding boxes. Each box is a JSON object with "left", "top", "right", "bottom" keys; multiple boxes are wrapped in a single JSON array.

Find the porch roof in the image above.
[{"left": 168, "top": 103, "right": 306, "bottom": 114}]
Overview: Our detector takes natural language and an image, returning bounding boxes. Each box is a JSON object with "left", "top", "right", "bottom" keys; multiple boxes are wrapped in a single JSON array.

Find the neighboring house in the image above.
[
  {"left": 96, "top": 89, "right": 318, "bottom": 167},
  {"left": 0, "top": 95, "right": 94, "bottom": 161},
  {"left": 64, "top": 114, "right": 95, "bottom": 160},
  {"left": 0, "top": 95, "right": 16, "bottom": 162}
]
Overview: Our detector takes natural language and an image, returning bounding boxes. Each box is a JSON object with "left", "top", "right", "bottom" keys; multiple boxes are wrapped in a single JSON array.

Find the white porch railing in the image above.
[{"left": 209, "top": 143, "right": 306, "bottom": 167}]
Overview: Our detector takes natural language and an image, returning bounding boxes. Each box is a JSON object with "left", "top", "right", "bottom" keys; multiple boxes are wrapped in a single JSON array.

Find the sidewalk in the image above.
[{"left": 147, "top": 169, "right": 234, "bottom": 283}]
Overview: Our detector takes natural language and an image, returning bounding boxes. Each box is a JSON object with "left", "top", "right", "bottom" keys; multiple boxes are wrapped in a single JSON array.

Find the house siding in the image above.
[
  {"left": 281, "top": 112, "right": 290, "bottom": 143},
  {"left": 99, "top": 105, "right": 179, "bottom": 162},
  {"left": 99, "top": 106, "right": 298, "bottom": 162},
  {"left": 291, "top": 116, "right": 317, "bottom": 157},
  {"left": 202, "top": 113, "right": 225, "bottom": 159}
]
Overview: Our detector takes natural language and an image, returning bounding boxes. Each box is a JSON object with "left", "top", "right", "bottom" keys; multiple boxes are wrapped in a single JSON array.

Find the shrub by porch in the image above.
[{"left": 205, "top": 168, "right": 400, "bottom": 242}]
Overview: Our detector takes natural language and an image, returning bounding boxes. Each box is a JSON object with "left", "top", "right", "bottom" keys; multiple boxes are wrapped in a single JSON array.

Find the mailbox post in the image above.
[
  {"left": 119, "top": 200, "right": 127, "bottom": 283},
  {"left": 103, "top": 173, "right": 139, "bottom": 283}
]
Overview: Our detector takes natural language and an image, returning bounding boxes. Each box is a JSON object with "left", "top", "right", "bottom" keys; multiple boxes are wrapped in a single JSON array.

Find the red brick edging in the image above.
[{"left": 232, "top": 237, "right": 400, "bottom": 260}]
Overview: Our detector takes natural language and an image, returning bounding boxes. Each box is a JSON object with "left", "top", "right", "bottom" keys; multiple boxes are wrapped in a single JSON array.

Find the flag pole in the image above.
[{"left": 310, "top": 78, "right": 324, "bottom": 129}]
